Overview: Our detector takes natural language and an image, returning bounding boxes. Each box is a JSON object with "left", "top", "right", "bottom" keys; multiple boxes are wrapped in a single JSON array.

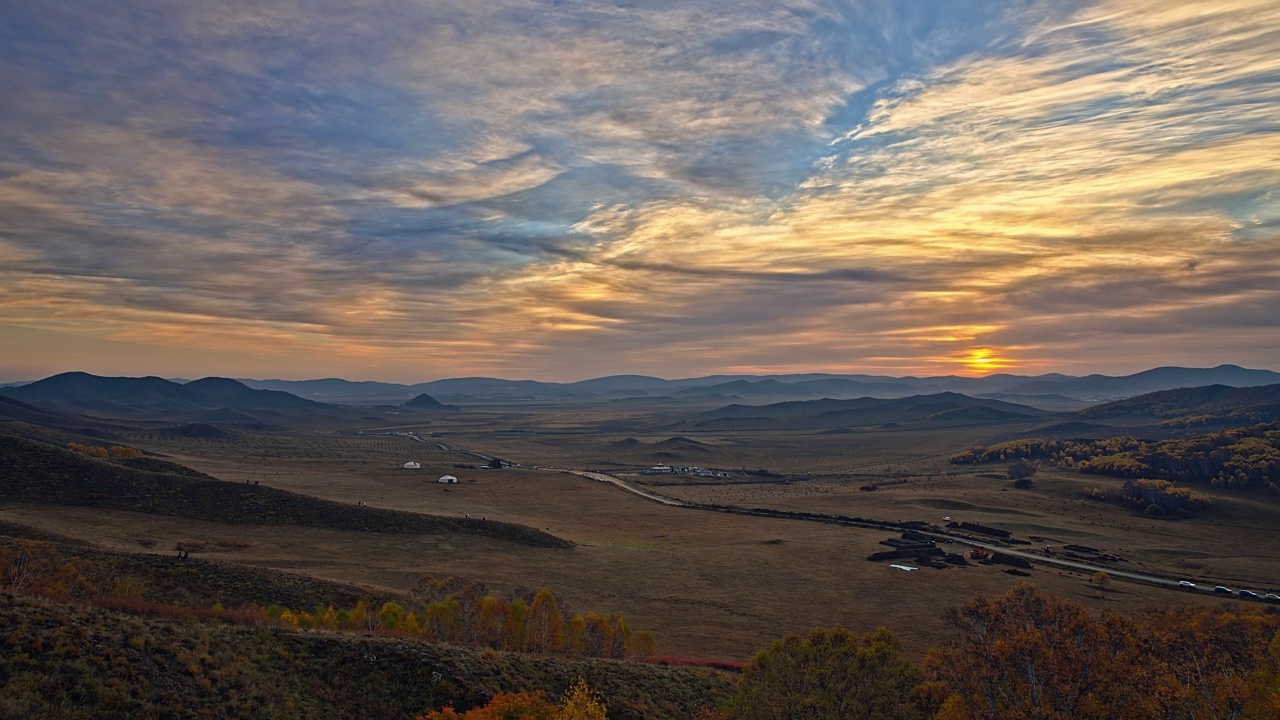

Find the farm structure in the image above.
[{"left": 438, "top": 475, "right": 459, "bottom": 484}]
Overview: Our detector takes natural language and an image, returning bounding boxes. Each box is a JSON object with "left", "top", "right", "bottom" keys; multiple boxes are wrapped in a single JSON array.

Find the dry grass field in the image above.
[{"left": 5, "top": 402, "right": 1276, "bottom": 661}]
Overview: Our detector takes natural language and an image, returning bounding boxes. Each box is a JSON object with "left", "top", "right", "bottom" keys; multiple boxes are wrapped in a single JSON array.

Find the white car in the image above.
[{"left": 1178, "top": 581, "right": 1196, "bottom": 589}]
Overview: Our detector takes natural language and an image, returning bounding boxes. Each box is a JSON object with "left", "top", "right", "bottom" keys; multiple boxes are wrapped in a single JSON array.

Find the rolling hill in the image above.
[
  {"left": 0, "top": 435, "right": 570, "bottom": 548},
  {"left": 1003, "top": 365, "right": 1280, "bottom": 400},
  {"left": 0, "top": 372, "right": 342, "bottom": 421},
  {"left": 670, "top": 393, "right": 1047, "bottom": 431},
  {"left": 1079, "top": 383, "right": 1280, "bottom": 427}
]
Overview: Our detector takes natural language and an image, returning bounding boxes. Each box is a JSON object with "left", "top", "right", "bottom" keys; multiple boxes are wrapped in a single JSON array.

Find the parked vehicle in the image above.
[
  {"left": 1239, "top": 590, "right": 1259, "bottom": 599},
  {"left": 1178, "top": 581, "right": 1196, "bottom": 589},
  {"left": 1214, "top": 586, "right": 1232, "bottom": 594},
  {"left": 1265, "top": 594, "right": 1280, "bottom": 603}
]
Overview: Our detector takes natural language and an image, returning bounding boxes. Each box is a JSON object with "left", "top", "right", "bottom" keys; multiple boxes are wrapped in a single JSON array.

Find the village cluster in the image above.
[{"left": 641, "top": 464, "right": 730, "bottom": 478}]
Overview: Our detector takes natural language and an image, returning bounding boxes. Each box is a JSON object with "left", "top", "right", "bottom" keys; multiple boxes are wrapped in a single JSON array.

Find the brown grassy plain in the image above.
[{"left": 8, "top": 403, "right": 1270, "bottom": 662}]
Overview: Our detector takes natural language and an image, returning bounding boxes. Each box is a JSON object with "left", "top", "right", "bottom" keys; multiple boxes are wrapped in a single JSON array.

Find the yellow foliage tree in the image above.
[
  {"left": 379, "top": 601, "right": 408, "bottom": 631},
  {"left": 526, "top": 588, "right": 564, "bottom": 654},
  {"left": 557, "top": 678, "right": 607, "bottom": 720}
]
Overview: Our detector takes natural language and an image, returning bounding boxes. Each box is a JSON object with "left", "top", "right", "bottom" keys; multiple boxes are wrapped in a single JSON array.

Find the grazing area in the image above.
[{"left": 0, "top": 436, "right": 570, "bottom": 548}]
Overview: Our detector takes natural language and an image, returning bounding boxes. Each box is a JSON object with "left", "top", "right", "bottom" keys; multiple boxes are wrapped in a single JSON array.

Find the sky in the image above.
[{"left": 1, "top": 0, "right": 1278, "bottom": 383}]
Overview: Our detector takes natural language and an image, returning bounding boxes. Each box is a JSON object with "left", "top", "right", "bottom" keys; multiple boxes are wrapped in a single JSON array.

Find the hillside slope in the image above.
[
  {"left": 1079, "top": 383, "right": 1280, "bottom": 427},
  {"left": 0, "top": 594, "right": 731, "bottom": 720},
  {"left": 0, "top": 436, "right": 570, "bottom": 548}
]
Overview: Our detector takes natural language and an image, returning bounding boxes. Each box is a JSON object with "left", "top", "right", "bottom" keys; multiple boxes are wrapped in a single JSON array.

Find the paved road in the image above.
[
  {"left": 564, "top": 469, "right": 1258, "bottom": 599},
  {"left": 571, "top": 471, "right": 686, "bottom": 507}
]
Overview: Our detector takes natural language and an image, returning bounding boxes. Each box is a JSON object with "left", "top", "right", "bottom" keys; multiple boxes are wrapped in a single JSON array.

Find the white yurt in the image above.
[
  {"left": 437, "top": 474, "right": 458, "bottom": 484},
  {"left": 403, "top": 461, "right": 421, "bottom": 469}
]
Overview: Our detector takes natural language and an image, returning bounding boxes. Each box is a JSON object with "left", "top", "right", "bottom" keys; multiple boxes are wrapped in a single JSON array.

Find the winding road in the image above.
[{"left": 567, "top": 469, "right": 1255, "bottom": 599}]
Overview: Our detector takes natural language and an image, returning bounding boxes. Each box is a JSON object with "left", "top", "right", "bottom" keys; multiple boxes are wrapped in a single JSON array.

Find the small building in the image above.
[
  {"left": 403, "top": 462, "right": 421, "bottom": 469},
  {"left": 438, "top": 474, "right": 458, "bottom": 484}
]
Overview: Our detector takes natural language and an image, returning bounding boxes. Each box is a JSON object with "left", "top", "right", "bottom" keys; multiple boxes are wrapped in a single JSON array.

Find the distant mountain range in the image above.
[
  {"left": 3, "top": 366, "right": 1277, "bottom": 426},
  {"left": 0, "top": 372, "right": 467, "bottom": 426},
  {"left": 665, "top": 392, "right": 1049, "bottom": 431},
  {"left": 0, "top": 372, "right": 336, "bottom": 421},
  {"left": 230, "top": 364, "right": 1280, "bottom": 407},
  {"left": 2, "top": 371, "right": 1276, "bottom": 440}
]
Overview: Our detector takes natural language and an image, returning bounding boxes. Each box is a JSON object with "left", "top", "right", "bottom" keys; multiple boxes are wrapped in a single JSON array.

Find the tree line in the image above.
[
  {"left": 0, "top": 543, "right": 654, "bottom": 661},
  {"left": 733, "top": 583, "right": 1280, "bottom": 719},
  {"left": 67, "top": 442, "right": 145, "bottom": 459},
  {"left": 951, "top": 423, "right": 1280, "bottom": 491}
]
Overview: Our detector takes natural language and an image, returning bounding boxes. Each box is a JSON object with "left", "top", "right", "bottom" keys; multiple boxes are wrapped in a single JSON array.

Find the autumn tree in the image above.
[
  {"left": 416, "top": 691, "right": 557, "bottom": 720},
  {"left": 630, "top": 630, "right": 656, "bottom": 660},
  {"left": 427, "top": 598, "right": 466, "bottom": 643},
  {"left": 526, "top": 588, "right": 565, "bottom": 653},
  {"left": 582, "top": 612, "right": 610, "bottom": 658},
  {"left": 379, "top": 601, "right": 408, "bottom": 631},
  {"left": 558, "top": 678, "right": 607, "bottom": 720},
  {"left": 1133, "top": 606, "right": 1280, "bottom": 719},
  {"left": 501, "top": 598, "right": 529, "bottom": 652},
  {"left": 1245, "top": 629, "right": 1280, "bottom": 719},
  {"left": 415, "top": 680, "right": 605, "bottom": 720},
  {"left": 734, "top": 625, "right": 937, "bottom": 720},
  {"left": 470, "top": 595, "right": 508, "bottom": 648},
  {"left": 562, "top": 615, "right": 587, "bottom": 657},
  {"left": 926, "top": 583, "right": 1155, "bottom": 720},
  {"left": 606, "top": 613, "right": 630, "bottom": 659}
]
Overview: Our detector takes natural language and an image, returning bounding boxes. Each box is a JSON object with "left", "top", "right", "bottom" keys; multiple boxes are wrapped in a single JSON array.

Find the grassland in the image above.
[
  {"left": 0, "top": 436, "right": 569, "bottom": 548},
  {"left": 5, "top": 398, "right": 1279, "bottom": 663}
]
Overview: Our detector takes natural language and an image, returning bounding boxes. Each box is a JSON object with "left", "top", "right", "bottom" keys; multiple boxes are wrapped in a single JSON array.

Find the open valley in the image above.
[{"left": 6, "top": 387, "right": 1277, "bottom": 661}]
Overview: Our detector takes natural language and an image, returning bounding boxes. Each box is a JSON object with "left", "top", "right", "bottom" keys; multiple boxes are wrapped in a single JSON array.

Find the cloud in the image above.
[{"left": 0, "top": 0, "right": 1277, "bottom": 381}]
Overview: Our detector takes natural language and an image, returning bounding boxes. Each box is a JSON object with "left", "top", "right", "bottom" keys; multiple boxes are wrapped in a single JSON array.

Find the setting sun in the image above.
[{"left": 961, "top": 347, "right": 1013, "bottom": 373}]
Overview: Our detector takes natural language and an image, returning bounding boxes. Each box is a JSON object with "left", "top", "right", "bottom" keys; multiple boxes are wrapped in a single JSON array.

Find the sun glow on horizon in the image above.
[{"left": 960, "top": 347, "right": 1014, "bottom": 374}]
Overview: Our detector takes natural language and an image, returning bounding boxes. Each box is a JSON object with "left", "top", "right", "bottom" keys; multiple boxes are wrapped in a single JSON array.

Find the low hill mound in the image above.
[
  {"left": 0, "top": 436, "right": 570, "bottom": 548},
  {"left": 403, "top": 393, "right": 460, "bottom": 411},
  {"left": 654, "top": 436, "right": 708, "bottom": 448}
]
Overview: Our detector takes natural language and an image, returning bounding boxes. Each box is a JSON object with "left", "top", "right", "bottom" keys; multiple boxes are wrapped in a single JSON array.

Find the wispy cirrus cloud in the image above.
[{"left": 0, "top": 0, "right": 1276, "bottom": 381}]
